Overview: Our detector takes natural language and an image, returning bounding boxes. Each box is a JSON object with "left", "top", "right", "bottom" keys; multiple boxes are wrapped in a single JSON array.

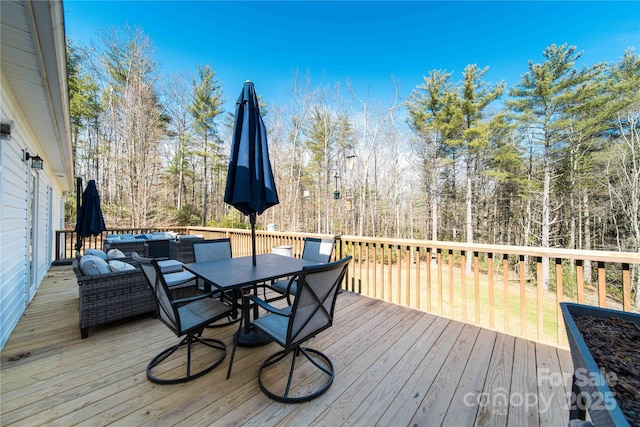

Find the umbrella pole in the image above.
[
  {"left": 250, "top": 213, "right": 257, "bottom": 266},
  {"left": 75, "top": 177, "right": 83, "bottom": 256}
]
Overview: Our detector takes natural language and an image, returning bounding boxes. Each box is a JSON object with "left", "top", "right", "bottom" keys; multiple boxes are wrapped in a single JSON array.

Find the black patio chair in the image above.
[
  {"left": 132, "top": 251, "right": 200, "bottom": 300},
  {"left": 265, "top": 237, "right": 335, "bottom": 304},
  {"left": 247, "top": 255, "right": 351, "bottom": 403},
  {"left": 192, "top": 238, "right": 232, "bottom": 262},
  {"left": 139, "top": 259, "right": 232, "bottom": 384},
  {"left": 192, "top": 238, "right": 241, "bottom": 321}
]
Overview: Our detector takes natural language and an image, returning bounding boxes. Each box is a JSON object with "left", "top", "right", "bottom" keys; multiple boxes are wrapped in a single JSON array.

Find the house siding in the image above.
[{"left": 1, "top": 77, "right": 66, "bottom": 350}]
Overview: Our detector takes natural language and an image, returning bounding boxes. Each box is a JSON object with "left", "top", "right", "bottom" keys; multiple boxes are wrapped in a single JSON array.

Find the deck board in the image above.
[
  {"left": 266, "top": 303, "right": 418, "bottom": 426},
  {"left": 339, "top": 314, "right": 443, "bottom": 426},
  {"left": 410, "top": 323, "right": 481, "bottom": 426},
  {"left": 307, "top": 309, "right": 429, "bottom": 426},
  {"left": 443, "top": 327, "right": 497, "bottom": 426},
  {"left": 509, "top": 338, "right": 540, "bottom": 426},
  {"left": 374, "top": 315, "right": 457, "bottom": 426},
  {"left": 1, "top": 265, "right": 572, "bottom": 426},
  {"left": 475, "top": 332, "right": 515, "bottom": 426}
]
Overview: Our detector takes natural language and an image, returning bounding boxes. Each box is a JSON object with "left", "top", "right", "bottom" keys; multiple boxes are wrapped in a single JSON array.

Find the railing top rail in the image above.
[
  {"left": 184, "top": 226, "right": 339, "bottom": 240},
  {"left": 58, "top": 226, "right": 640, "bottom": 265},
  {"left": 334, "top": 235, "right": 640, "bottom": 264},
  {"left": 186, "top": 227, "right": 639, "bottom": 264}
]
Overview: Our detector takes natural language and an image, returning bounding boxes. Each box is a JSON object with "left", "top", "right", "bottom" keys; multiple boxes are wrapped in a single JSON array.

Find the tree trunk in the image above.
[
  {"left": 430, "top": 133, "right": 438, "bottom": 241},
  {"left": 202, "top": 150, "right": 208, "bottom": 226},
  {"left": 583, "top": 192, "right": 592, "bottom": 282},
  {"left": 541, "top": 136, "right": 551, "bottom": 290},
  {"left": 466, "top": 174, "right": 473, "bottom": 273}
]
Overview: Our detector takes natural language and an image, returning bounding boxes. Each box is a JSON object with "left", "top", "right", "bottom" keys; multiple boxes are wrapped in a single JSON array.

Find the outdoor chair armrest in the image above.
[
  {"left": 261, "top": 273, "right": 300, "bottom": 301},
  {"left": 283, "top": 274, "right": 299, "bottom": 291},
  {"left": 172, "top": 291, "right": 219, "bottom": 306},
  {"left": 249, "top": 295, "right": 292, "bottom": 317},
  {"left": 276, "top": 274, "right": 300, "bottom": 305}
]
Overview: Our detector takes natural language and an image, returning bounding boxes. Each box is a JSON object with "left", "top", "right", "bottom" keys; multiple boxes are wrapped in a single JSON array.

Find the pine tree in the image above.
[
  {"left": 407, "top": 70, "right": 461, "bottom": 240},
  {"left": 508, "top": 43, "right": 593, "bottom": 289},
  {"left": 189, "top": 65, "right": 224, "bottom": 226},
  {"left": 459, "top": 64, "right": 505, "bottom": 271}
]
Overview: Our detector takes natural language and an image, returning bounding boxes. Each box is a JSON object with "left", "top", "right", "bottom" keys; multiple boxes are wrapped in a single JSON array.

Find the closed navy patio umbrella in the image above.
[
  {"left": 224, "top": 81, "right": 279, "bottom": 266},
  {"left": 75, "top": 179, "right": 106, "bottom": 253}
]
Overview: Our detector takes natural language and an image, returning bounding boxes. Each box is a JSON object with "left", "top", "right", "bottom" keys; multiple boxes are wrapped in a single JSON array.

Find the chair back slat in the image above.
[
  {"left": 288, "top": 256, "right": 351, "bottom": 346},
  {"left": 139, "top": 261, "right": 180, "bottom": 333},
  {"left": 301, "top": 237, "right": 335, "bottom": 264},
  {"left": 193, "top": 238, "right": 232, "bottom": 262}
]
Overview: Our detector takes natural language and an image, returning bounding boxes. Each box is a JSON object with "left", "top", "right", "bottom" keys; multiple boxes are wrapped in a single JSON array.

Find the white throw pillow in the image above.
[
  {"left": 107, "top": 248, "right": 126, "bottom": 259},
  {"left": 83, "top": 248, "right": 108, "bottom": 260},
  {"left": 108, "top": 260, "right": 136, "bottom": 272},
  {"left": 80, "top": 254, "right": 111, "bottom": 275}
]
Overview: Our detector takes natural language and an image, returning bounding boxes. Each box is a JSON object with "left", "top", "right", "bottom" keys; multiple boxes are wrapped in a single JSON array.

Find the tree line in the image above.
[{"left": 68, "top": 27, "right": 639, "bottom": 266}]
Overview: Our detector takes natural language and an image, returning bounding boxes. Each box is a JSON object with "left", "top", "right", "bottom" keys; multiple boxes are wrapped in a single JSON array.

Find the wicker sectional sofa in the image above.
[{"left": 72, "top": 259, "right": 156, "bottom": 339}]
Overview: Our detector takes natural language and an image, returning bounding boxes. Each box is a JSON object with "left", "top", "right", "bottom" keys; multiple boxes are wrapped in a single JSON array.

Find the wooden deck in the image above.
[{"left": 1, "top": 265, "right": 573, "bottom": 426}]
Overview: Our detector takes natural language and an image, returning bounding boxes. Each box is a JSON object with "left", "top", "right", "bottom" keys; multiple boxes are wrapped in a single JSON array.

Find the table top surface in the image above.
[{"left": 184, "top": 253, "right": 317, "bottom": 290}]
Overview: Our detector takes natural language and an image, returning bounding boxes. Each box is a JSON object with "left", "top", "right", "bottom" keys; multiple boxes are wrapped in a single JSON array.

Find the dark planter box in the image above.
[{"left": 560, "top": 302, "right": 639, "bottom": 427}]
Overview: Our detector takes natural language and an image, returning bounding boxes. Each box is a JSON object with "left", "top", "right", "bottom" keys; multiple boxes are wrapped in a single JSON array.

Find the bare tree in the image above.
[
  {"left": 348, "top": 80, "right": 399, "bottom": 237},
  {"left": 161, "top": 74, "right": 195, "bottom": 213},
  {"left": 100, "top": 26, "right": 166, "bottom": 227},
  {"left": 283, "top": 71, "right": 316, "bottom": 232},
  {"left": 604, "top": 50, "right": 640, "bottom": 305}
]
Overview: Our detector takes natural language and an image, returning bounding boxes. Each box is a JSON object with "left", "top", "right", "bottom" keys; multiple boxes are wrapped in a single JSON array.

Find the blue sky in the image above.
[{"left": 64, "top": 1, "right": 639, "bottom": 111}]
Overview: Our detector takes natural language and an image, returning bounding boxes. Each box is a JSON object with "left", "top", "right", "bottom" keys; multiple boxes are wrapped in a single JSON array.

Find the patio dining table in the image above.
[{"left": 184, "top": 253, "right": 317, "bottom": 347}]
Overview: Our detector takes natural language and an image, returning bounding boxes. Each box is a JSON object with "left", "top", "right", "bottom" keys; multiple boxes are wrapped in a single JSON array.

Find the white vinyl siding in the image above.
[{"left": 0, "top": 80, "right": 65, "bottom": 349}]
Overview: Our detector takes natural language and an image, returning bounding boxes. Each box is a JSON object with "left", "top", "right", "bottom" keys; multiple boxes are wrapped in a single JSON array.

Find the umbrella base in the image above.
[{"left": 235, "top": 327, "right": 271, "bottom": 347}]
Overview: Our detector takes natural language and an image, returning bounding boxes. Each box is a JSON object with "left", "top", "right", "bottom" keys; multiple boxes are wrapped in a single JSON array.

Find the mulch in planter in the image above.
[{"left": 575, "top": 315, "right": 640, "bottom": 427}]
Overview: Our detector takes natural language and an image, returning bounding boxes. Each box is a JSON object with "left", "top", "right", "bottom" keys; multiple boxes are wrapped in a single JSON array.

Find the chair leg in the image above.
[
  {"left": 226, "top": 313, "right": 245, "bottom": 379},
  {"left": 147, "top": 333, "right": 226, "bottom": 385},
  {"left": 257, "top": 346, "right": 334, "bottom": 403},
  {"left": 283, "top": 348, "right": 300, "bottom": 398}
]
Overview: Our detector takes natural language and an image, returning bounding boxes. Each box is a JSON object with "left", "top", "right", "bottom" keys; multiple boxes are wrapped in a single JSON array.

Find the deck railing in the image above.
[
  {"left": 56, "top": 226, "right": 640, "bottom": 347},
  {"left": 341, "top": 237, "right": 639, "bottom": 347}
]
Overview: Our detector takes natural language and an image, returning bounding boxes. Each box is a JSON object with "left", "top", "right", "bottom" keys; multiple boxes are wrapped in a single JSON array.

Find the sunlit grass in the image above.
[{"left": 346, "top": 254, "right": 619, "bottom": 348}]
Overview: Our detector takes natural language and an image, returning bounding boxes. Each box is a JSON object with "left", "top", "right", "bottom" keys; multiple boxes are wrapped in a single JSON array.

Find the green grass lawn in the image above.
[{"left": 347, "top": 258, "right": 617, "bottom": 348}]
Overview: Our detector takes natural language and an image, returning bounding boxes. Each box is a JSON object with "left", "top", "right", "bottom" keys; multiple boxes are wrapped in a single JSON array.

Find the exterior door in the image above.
[{"left": 28, "top": 170, "right": 38, "bottom": 302}]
